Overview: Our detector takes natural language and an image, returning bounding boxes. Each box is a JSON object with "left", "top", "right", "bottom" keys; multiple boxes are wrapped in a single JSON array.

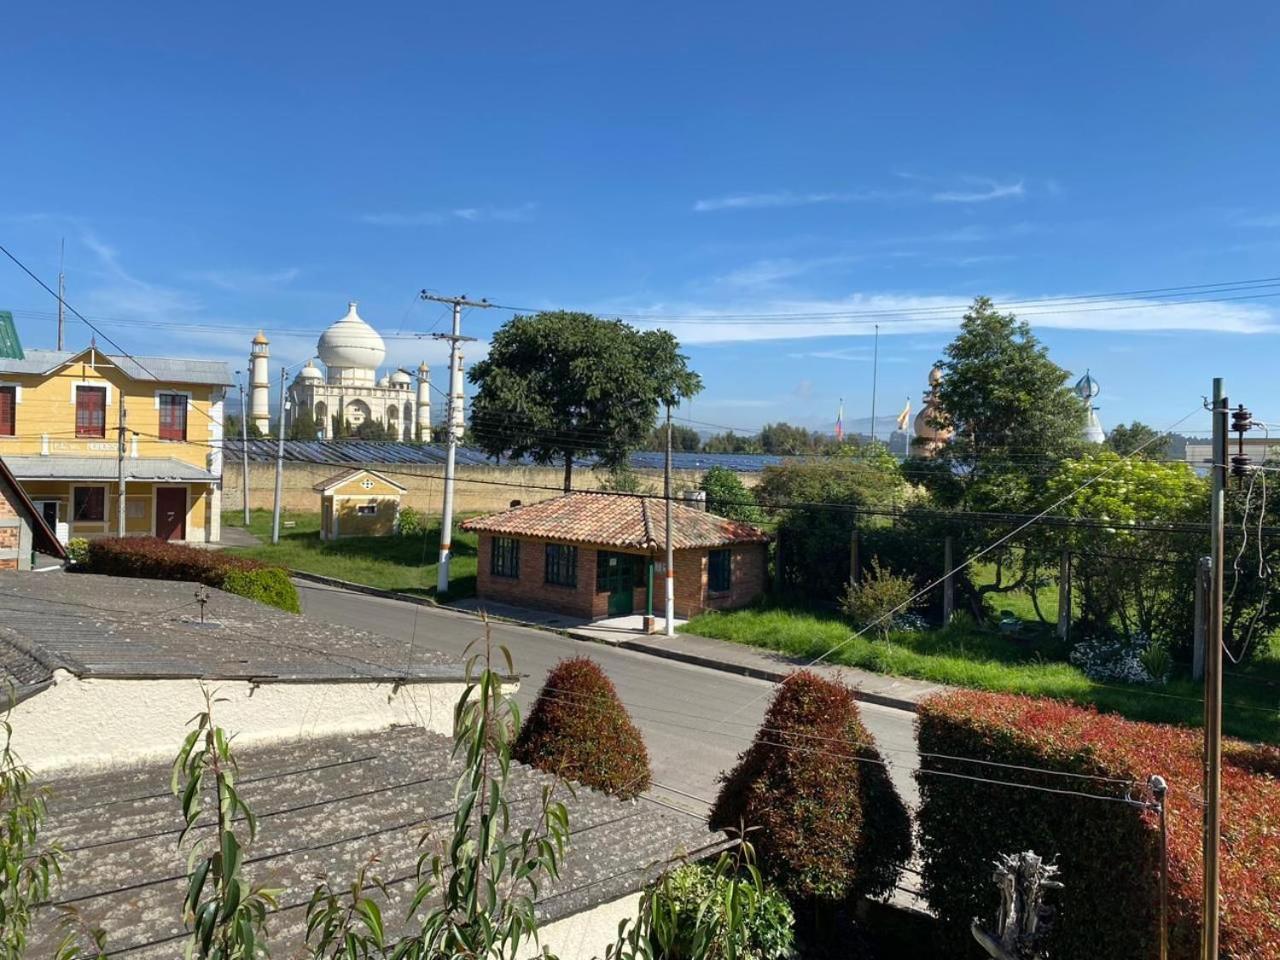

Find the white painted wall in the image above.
[
  {"left": 13, "top": 672, "right": 471, "bottom": 775},
  {"left": 537, "top": 892, "right": 642, "bottom": 960}
]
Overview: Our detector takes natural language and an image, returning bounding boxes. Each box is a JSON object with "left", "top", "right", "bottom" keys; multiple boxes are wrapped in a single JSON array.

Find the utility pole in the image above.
[
  {"left": 665, "top": 403, "right": 675, "bottom": 637},
  {"left": 1202, "top": 377, "right": 1227, "bottom": 960},
  {"left": 57, "top": 238, "right": 66, "bottom": 351},
  {"left": 271, "top": 367, "right": 287, "bottom": 545},
  {"left": 238, "top": 377, "right": 250, "bottom": 526},
  {"left": 116, "top": 400, "right": 127, "bottom": 536},
  {"left": 869, "top": 323, "right": 880, "bottom": 443},
  {"left": 421, "top": 292, "right": 491, "bottom": 593}
]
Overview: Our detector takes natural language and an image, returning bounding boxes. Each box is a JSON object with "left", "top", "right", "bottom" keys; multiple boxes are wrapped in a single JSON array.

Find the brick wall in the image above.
[
  {"left": 474, "top": 532, "right": 766, "bottom": 622},
  {"left": 0, "top": 477, "right": 22, "bottom": 570}
]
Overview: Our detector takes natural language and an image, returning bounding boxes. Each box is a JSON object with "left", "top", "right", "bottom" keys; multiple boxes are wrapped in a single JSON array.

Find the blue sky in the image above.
[{"left": 3, "top": 1, "right": 1279, "bottom": 437}]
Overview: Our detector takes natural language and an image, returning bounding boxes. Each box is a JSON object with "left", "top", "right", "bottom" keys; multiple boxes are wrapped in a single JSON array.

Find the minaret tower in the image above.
[
  {"left": 1075, "top": 370, "right": 1106, "bottom": 444},
  {"left": 416, "top": 362, "right": 431, "bottom": 441},
  {"left": 449, "top": 349, "right": 466, "bottom": 440},
  {"left": 249, "top": 331, "right": 271, "bottom": 435}
]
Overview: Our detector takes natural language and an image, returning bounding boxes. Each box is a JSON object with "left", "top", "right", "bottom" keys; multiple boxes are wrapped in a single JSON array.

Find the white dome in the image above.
[
  {"left": 390, "top": 369, "right": 412, "bottom": 386},
  {"left": 295, "top": 361, "right": 323, "bottom": 382},
  {"left": 377, "top": 375, "right": 390, "bottom": 387},
  {"left": 317, "top": 301, "right": 386, "bottom": 373}
]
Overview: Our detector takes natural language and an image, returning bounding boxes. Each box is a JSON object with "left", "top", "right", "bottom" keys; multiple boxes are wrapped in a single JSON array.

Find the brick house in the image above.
[
  {"left": 0, "top": 454, "right": 65, "bottom": 569},
  {"left": 461, "top": 492, "right": 769, "bottom": 621}
]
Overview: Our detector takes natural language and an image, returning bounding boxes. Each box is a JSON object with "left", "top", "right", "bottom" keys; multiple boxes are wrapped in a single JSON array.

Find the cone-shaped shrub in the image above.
[
  {"left": 514, "top": 657, "right": 652, "bottom": 799},
  {"left": 709, "top": 670, "right": 911, "bottom": 902}
]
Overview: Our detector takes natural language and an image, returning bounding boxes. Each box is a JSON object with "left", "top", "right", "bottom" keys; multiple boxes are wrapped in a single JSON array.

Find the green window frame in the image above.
[
  {"left": 544, "top": 543, "right": 578, "bottom": 587},
  {"left": 708, "top": 549, "right": 732, "bottom": 593},
  {"left": 491, "top": 536, "right": 520, "bottom": 578}
]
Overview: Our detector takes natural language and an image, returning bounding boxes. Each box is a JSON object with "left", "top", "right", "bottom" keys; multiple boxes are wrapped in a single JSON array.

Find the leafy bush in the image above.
[
  {"left": 916, "top": 691, "right": 1280, "bottom": 960},
  {"left": 65, "top": 537, "right": 90, "bottom": 567},
  {"left": 396, "top": 505, "right": 424, "bottom": 537},
  {"left": 838, "top": 559, "right": 917, "bottom": 640},
  {"left": 644, "top": 861, "right": 794, "bottom": 960},
  {"left": 221, "top": 567, "right": 301, "bottom": 614},
  {"left": 84, "top": 537, "right": 298, "bottom": 612},
  {"left": 700, "top": 466, "right": 763, "bottom": 524},
  {"left": 709, "top": 670, "right": 911, "bottom": 902},
  {"left": 514, "top": 657, "right": 652, "bottom": 799}
]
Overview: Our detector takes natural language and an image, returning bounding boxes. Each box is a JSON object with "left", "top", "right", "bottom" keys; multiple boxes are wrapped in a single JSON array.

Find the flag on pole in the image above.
[
  {"left": 896, "top": 398, "right": 912, "bottom": 432},
  {"left": 835, "top": 400, "right": 844, "bottom": 441}
]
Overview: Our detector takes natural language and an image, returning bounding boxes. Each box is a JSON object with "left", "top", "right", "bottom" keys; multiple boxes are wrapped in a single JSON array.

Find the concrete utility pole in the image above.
[
  {"left": 116, "top": 401, "right": 127, "bottom": 536},
  {"left": 237, "top": 377, "right": 250, "bottom": 525},
  {"left": 271, "top": 367, "right": 287, "bottom": 545},
  {"left": 1202, "top": 377, "right": 1227, "bottom": 960},
  {"left": 665, "top": 403, "right": 675, "bottom": 637},
  {"left": 420, "top": 292, "right": 491, "bottom": 594},
  {"left": 57, "top": 238, "right": 66, "bottom": 351}
]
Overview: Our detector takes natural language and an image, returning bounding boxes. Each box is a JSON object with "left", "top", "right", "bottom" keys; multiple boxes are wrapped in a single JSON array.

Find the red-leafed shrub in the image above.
[
  {"left": 916, "top": 691, "right": 1280, "bottom": 960},
  {"left": 84, "top": 537, "right": 299, "bottom": 613},
  {"left": 709, "top": 670, "right": 912, "bottom": 902},
  {"left": 514, "top": 657, "right": 651, "bottom": 799}
]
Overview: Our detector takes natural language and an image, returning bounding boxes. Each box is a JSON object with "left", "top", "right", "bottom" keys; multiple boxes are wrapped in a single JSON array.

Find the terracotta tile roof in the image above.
[{"left": 461, "top": 492, "right": 769, "bottom": 550}]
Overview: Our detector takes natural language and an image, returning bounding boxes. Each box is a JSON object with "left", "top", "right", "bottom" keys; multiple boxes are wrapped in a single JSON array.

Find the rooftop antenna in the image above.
[{"left": 57, "top": 238, "right": 65, "bottom": 350}]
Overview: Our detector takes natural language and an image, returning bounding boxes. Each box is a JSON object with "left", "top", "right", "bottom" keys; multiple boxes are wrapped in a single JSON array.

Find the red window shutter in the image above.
[
  {"left": 0, "top": 387, "right": 13, "bottom": 436},
  {"left": 159, "top": 393, "right": 187, "bottom": 441},
  {"left": 76, "top": 387, "right": 106, "bottom": 438}
]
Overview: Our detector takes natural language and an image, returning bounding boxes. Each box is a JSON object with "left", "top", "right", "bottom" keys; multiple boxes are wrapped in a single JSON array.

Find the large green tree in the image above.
[
  {"left": 1104, "top": 420, "right": 1165, "bottom": 458},
  {"left": 288, "top": 406, "right": 320, "bottom": 440},
  {"left": 469, "top": 312, "right": 702, "bottom": 490},
  {"left": 645, "top": 423, "right": 701, "bottom": 452}
]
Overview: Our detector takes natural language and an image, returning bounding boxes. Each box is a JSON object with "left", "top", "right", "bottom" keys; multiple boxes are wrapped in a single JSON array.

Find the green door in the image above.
[{"left": 598, "top": 551, "right": 636, "bottom": 616}]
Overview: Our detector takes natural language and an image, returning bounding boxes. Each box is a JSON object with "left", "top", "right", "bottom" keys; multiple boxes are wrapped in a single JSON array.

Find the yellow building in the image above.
[
  {"left": 0, "top": 343, "right": 232, "bottom": 543},
  {"left": 314, "top": 468, "right": 406, "bottom": 540}
]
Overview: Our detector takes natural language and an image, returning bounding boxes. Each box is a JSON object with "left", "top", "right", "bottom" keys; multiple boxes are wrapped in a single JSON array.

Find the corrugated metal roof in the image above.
[
  {"left": 0, "top": 348, "right": 233, "bottom": 385},
  {"left": 462, "top": 491, "right": 770, "bottom": 549},
  {"left": 0, "top": 311, "right": 23, "bottom": 360},
  {"left": 3, "top": 456, "right": 217, "bottom": 482}
]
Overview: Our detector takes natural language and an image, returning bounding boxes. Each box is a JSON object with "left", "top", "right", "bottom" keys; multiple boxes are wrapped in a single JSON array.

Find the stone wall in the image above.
[{"left": 222, "top": 461, "right": 749, "bottom": 517}]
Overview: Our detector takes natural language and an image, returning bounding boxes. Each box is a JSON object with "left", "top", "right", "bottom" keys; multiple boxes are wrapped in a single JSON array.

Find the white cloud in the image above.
[
  {"left": 932, "top": 179, "right": 1025, "bottom": 203},
  {"left": 185, "top": 267, "right": 302, "bottom": 293},
  {"left": 713, "top": 254, "right": 863, "bottom": 290},
  {"left": 578, "top": 291, "right": 1276, "bottom": 345},
  {"left": 692, "top": 190, "right": 897, "bottom": 212},
  {"left": 361, "top": 202, "right": 537, "bottom": 226}
]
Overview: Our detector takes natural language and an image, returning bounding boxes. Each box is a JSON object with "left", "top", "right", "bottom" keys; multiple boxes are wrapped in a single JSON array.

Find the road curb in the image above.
[{"left": 289, "top": 571, "right": 925, "bottom": 714}]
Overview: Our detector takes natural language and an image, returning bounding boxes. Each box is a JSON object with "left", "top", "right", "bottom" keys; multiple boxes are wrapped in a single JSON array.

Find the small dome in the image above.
[
  {"left": 417, "top": 360, "right": 430, "bottom": 374},
  {"left": 377, "top": 375, "right": 390, "bottom": 387},
  {"left": 252, "top": 330, "right": 269, "bottom": 345},
  {"left": 928, "top": 365, "right": 943, "bottom": 386},
  {"left": 390, "top": 369, "right": 412, "bottom": 386},
  {"left": 317, "top": 301, "right": 386, "bottom": 373},
  {"left": 1075, "top": 370, "right": 1100, "bottom": 401},
  {"left": 295, "top": 361, "right": 322, "bottom": 382}
]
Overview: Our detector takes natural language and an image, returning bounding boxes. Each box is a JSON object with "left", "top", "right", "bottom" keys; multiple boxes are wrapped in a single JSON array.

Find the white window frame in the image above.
[
  {"left": 70, "top": 381, "right": 112, "bottom": 405},
  {"left": 155, "top": 389, "right": 193, "bottom": 441},
  {"left": 0, "top": 382, "right": 19, "bottom": 438}
]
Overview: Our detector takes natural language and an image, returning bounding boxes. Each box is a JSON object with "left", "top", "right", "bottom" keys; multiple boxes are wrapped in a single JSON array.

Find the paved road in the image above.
[{"left": 297, "top": 581, "right": 920, "bottom": 817}]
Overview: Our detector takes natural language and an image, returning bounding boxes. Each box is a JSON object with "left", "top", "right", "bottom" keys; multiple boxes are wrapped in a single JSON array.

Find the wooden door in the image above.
[{"left": 155, "top": 487, "right": 187, "bottom": 541}]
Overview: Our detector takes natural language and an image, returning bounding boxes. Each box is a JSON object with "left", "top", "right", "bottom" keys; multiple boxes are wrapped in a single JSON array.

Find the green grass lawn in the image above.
[
  {"left": 223, "top": 510, "right": 478, "bottom": 601},
  {"left": 681, "top": 604, "right": 1280, "bottom": 745}
]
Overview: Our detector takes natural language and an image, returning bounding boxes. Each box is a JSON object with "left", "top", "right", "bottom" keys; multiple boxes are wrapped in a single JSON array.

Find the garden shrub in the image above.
[
  {"left": 649, "top": 862, "right": 794, "bottom": 960},
  {"left": 65, "top": 537, "right": 90, "bottom": 567},
  {"left": 700, "top": 466, "right": 763, "bottom": 524},
  {"left": 838, "top": 558, "right": 917, "bottom": 639},
  {"left": 396, "top": 505, "right": 424, "bottom": 537},
  {"left": 221, "top": 567, "right": 301, "bottom": 614},
  {"left": 916, "top": 691, "right": 1280, "bottom": 960},
  {"left": 514, "top": 657, "right": 651, "bottom": 799},
  {"left": 709, "top": 670, "right": 911, "bottom": 902},
  {"left": 84, "top": 537, "right": 298, "bottom": 612}
]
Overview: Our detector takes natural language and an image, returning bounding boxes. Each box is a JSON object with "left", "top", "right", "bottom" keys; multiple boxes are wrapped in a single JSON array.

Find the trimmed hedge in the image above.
[
  {"left": 916, "top": 691, "right": 1280, "bottom": 960},
  {"left": 221, "top": 567, "right": 301, "bottom": 614},
  {"left": 84, "top": 537, "right": 300, "bottom": 614},
  {"left": 514, "top": 657, "right": 652, "bottom": 799},
  {"left": 709, "top": 670, "right": 912, "bottom": 902}
]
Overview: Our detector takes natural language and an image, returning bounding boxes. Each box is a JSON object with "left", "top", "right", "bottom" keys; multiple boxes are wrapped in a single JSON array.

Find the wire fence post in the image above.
[
  {"left": 1057, "top": 548, "right": 1071, "bottom": 642},
  {"left": 1149, "top": 774, "right": 1170, "bottom": 960},
  {"left": 943, "top": 535, "right": 955, "bottom": 624},
  {"left": 1192, "top": 555, "right": 1210, "bottom": 682},
  {"left": 849, "top": 527, "right": 861, "bottom": 586}
]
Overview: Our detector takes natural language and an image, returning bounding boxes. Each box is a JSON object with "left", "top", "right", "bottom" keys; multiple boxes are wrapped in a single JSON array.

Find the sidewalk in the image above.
[{"left": 449, "top": 596, "right": 945, "bottom": 712}]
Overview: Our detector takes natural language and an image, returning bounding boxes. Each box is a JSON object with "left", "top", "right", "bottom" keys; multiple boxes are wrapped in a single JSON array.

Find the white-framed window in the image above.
[
  {"left": 360, "top": 478, "right": 375, "bottom": 489},
  {"left": 156, "top": 391, "right": 191, "bottom": 441},
  {"left": 356, "top": 504, "right": 378, "bottom": 516}
]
